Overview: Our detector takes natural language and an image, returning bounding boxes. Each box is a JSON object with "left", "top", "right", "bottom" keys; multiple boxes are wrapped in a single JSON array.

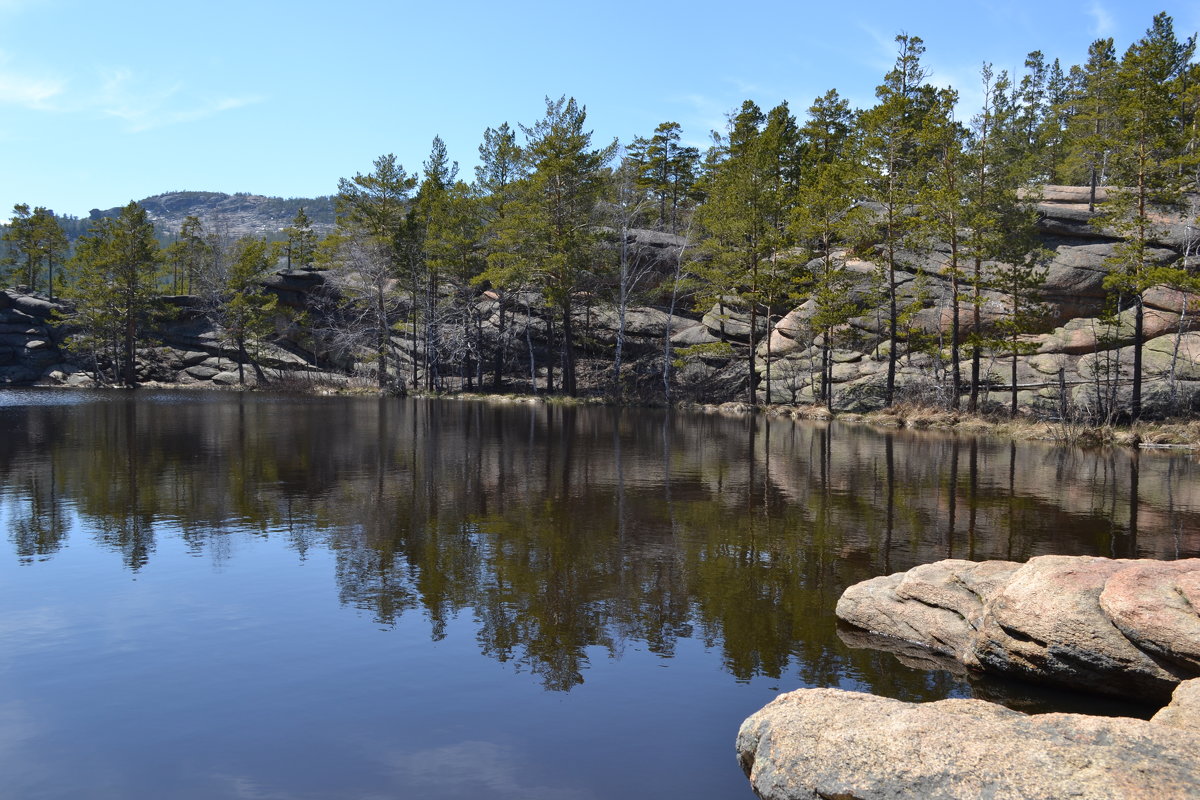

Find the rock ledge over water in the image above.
[{"left": 836, "top": 555, "right": 1200, "bottom": 701}]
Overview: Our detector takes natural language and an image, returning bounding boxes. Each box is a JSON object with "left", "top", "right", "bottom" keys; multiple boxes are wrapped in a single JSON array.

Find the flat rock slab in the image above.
[
  {"left": 837, "top": 555, "right": 1200, "bottom": 701},
  {"left": 737, "top": 685, "right": 1200, "bottom": 800}
]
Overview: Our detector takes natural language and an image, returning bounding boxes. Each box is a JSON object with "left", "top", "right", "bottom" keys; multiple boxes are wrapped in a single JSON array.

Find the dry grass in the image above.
[{"left": 845, "top": 403, "right": 1200, "bottom": 450}]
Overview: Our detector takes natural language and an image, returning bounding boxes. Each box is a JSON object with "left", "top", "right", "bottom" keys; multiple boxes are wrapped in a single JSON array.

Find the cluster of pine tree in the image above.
[{"left": 4, "top": 12, "right": 1198, "bottom": 415}]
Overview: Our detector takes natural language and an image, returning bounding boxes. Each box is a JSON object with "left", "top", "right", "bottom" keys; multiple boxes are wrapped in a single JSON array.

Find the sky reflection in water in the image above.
[{"left": 1, "top": 390, "right": 1197, "bottom": 799}]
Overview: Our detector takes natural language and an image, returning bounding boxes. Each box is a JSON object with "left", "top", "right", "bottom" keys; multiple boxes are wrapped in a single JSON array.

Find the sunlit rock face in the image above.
[
  {"left": 837, "top": 555, "right": 1200, "bottom": 702},
  {"left": 737, "top": 682, "right": 1200, "bottom": 800}
]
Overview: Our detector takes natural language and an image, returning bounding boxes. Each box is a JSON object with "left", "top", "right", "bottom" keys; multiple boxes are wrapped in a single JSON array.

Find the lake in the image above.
[{"left": 2, "top": 389, "right": 1198, "bottom": 799}]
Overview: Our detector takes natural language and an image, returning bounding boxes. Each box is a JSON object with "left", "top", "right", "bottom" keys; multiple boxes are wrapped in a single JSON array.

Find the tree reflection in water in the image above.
[{"left": 0, "top": 391, "right": 1195, "bottom": 701}]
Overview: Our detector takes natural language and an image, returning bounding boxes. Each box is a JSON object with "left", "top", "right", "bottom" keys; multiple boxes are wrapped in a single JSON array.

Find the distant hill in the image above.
[{"left": 84, "top": 191, "right": 337, "bottom": 241}]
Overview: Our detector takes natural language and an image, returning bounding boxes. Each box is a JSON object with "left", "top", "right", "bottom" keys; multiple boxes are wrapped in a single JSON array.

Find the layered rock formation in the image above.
[
  {"left": 836, "top": 556, "right": 1200, "bottom": 702},
  {"left": 0, "top": 286, "right": 345, "bottom": 390},
  {"left": 754, "top": 187, "right": 1200, "bottom": 414},
  {"left": 0, "top": 290, "right": 65, "bottom": 385},
  {"left": 736, "top": 680, "right": 1200, "bottom": 800}
]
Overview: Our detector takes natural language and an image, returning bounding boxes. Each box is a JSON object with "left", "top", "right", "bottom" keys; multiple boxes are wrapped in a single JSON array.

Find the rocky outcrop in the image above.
[
  {"left": 736, "top": 682, "right": 1200, "bottom": 800},
  {"left": 0, "top": 289, "right": 68, "bottom": 385},
  {"left": 755, "top": 187, "right": 1200, "bottom": 414},
  {"left": 0, "top": 285, "right": 347, "bottom": 390},
  {"left": 836, "top": 556, "right": 1200, "bottom": 702}
]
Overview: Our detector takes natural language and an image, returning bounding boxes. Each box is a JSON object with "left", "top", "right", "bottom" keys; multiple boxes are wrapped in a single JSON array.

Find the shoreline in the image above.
[{"left": 15, "top": 379, "right": 1196, "bottom": 452}]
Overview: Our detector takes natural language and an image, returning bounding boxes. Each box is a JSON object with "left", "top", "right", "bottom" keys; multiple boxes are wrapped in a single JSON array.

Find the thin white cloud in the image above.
[
  {"left": 0, "top": 71, "right": 62, "bottom": 108},
  {"left": 0, "top": 60, "right": 261, "bottom": 131},
  {"left": 673, "top": 91, "right": 730, "bottom": 141},
  {"left": 858, "top": 23, "right": 904, "bottom": 73},
  {"left": 1088, "top": 1, "right": 1115, "bottom": 36},
  {"left": 0, "top": 50, "right": 63, "bottom": 109},
  {"left": 94, "top": 67, "right": 262, "bottom": 132},
  {"left": 387, "top": 740, "right": 594, "bottom": 800}
]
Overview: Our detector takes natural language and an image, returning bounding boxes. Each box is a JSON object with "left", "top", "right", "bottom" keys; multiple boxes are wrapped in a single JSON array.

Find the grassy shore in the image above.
[{"left": 753, "top": 401, "right": 1200, "bottom": 450}]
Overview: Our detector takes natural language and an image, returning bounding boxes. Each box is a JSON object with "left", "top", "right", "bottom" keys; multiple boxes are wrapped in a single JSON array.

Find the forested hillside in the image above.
[{"left": 2, "top": 11, "right": 1199, "bottom": 422}]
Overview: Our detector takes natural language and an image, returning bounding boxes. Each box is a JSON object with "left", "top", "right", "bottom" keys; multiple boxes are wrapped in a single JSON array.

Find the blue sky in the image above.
[{"left": 0, "top": 0, "right": 1194, "bottom": 219}]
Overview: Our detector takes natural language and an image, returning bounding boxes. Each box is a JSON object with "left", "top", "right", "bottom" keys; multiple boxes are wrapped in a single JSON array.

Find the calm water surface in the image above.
[{"left": 2, "top": 389, "right": 1199, "bottom": 799}]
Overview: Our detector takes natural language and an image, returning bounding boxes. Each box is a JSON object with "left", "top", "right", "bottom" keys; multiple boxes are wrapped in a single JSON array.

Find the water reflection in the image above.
[{"left": 2, "top": 391, "right": 1199, "bottom": 701}]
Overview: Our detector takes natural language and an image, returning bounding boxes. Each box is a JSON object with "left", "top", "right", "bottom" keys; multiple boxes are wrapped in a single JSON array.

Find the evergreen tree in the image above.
[
  {"left": 1013, "top": 50, "right": 1048, "bottom": 177},
  {"left": 790, "top": 89, "right": 866, "bottom": 410},
  {"left": 35, "top": 208, "right": 70, "bottom": 301},
  {"left": 218, "top": 237, "right": 279, "bottom": 385},
  {"left": 425, "top": 180, "right": 485, "bottom": 387},
  {"left": 282, "top": 207, "right": 317, "bottom": 271},
  {"left": 473, "top": 122, "right": 526, "bottom": 389},
  {"left": 165, "top": 215, "right": 212, "bottom": 295},
  {"left": 2, "top": 206, "right": 69, "bottom": 298},
  {"left": 632, "top": 121, "right": 701, "bottom": 232},
  {"left": 913, "top": 87, "right": 969, "bottom": 407},
  {"left": 64, "top": 202, "right": 162, "bottom": 387},
  {"left": 415, "top": 135, "right": 460, "bottom": 390},
  {"left": 499, "top": 96, "right": 617, "bottom": 396},
  {"left": 964, "top": 63, "right": 1024, "bottom": 411},
  {"left": 860, "top": 33, "right": 936, "bottom": 405},
  {"left": 1100, "top": 12, "right": 1197, "bottom": 419},
  {"left": 3, "top": 204, "right": 37, "bottom": 290},
  {"left": 991, "top": 241, "right": 1048, "bottom": 416},
  {"left": 1064, "top": 38, "right": 1119, "bottom": 210},
  {"left": 695, "top": 100, "right": 770, "bottom": 404},
  {"left": 1039, "top": 58, "right": 1072, "bottom": 183},
  {"left": 335, "top": 154, "right": 418, "bottom": 389}
]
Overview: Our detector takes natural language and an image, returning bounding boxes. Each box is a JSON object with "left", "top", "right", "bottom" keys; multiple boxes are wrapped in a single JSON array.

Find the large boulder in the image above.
[
  {"left": 835, "top": 559, "right": 1020, "bottom": 662},
  {"left": 971, "top": 556, "right": 1184, "bottom": 700},
  {"left": 837, "top": 556, "right": 1200, "bottom": 702},
  {"left": 737, "top": 683, "right": 1200, "bottom": 800}
]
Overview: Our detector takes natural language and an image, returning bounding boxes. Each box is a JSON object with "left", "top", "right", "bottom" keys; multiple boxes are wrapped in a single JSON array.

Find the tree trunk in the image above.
[
  {"left": 123, "top": 311, "right": 137, "bottom": 388},
  {"left": 748, "top": 257, "right": 759, "bottom": 406},
  {"left": 763, "top": 302, "right": 773, "bottom": 405},
  {"left": 886, "top": 243, "right": 897, "bottom": 406},
  {"left": 493, "top": 293, "right": 506, "bottom": 390},
  {"left": 1132, "top": 296, "right": 1144, "bottom": 420},
  {"left": 525, "top": 296, "right": 537, "bottom": 393},
  {"left": 970, "top": 256, "right": 982, "bottom": 412},
  {"left": 562, "top": 303, "right": 576, "bottom": 397},
  {"left": 1010, "top": 335, "right": 1018, "bottom": 417},
  {"left": 376, "top": 282, "right": 389, "bottom": 391},
  {"left": 950, "top": 241, "right": 961, "bottom": 410}
]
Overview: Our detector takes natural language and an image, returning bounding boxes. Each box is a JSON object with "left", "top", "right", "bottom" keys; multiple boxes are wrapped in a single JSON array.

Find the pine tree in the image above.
[
  {"left": 425, "top": 180, "right": 484, "bottom": 387},
  {"left": 3, "top": 204, "right": 40, "bottom": 291},
  {"left": 1100, "top": 12, "right": 1197, "bottom": 420},
  {"left": 790, "top": 89, "right": 866, "bottom": 410},
  {"left": 34, "top": 208, "right": 69, "bottom": 301},
  {"left": 1064, "top": 38, "right": 1119, "bottom": 210},
  {"left": 219, "top": 237, "right": 278, "bottom": 385},
  {"left": 633, "top": 121, "right": 701, "bottom": 232},
  {"left": 500, "top": 96, "right": 617, "bottom": 396},
  {"left": 64, "top": 202, "right": 162, "bottom": 387},
  {"left": 473, "top": 122, "right": 526, "bottom": 389},
  {"left": 695, "top": 100, "right": 770, "bottom": 404},
  {"left": 991, "top": 237, "right": 1048, "bottom": 416},
  {"left": 860, "top": 33, "right": 936, "bottom": 405},
  {"left": 335, "top": 154, "right": 418, "bottom": 389},
  {"left": 282, "top": 207, "right": 317, "bottom": 272},
  {"left": 414, "top": 135, "right": 460, "bottom": 390},
  {"left": 913, "top": 87, "right": 969, "bottom": 407},
  {"left": 165, "top": 215, "right": 212, "bottom": 295},
  {"left": 964, "top": 63, "right": 1024, "bottom": 411}
]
